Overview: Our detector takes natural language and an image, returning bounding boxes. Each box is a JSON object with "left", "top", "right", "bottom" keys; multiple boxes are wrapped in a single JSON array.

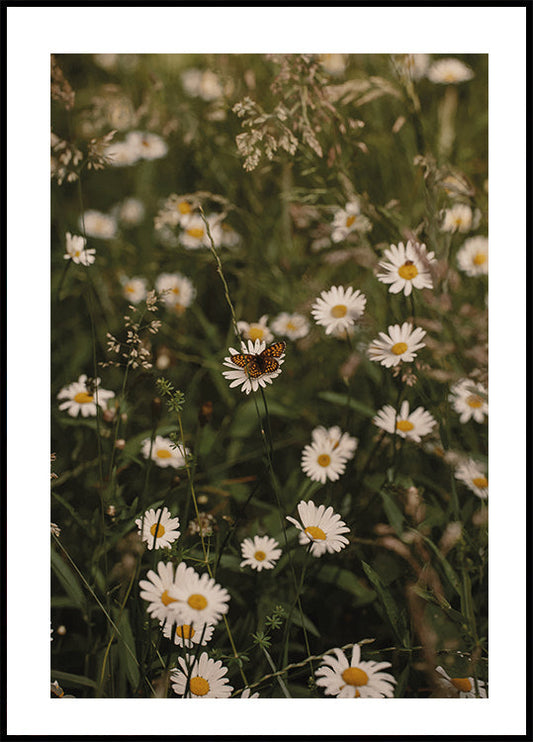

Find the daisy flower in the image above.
[
  {"left": 181, "top": 68, "right": 224, "bottom": 101},
  {"left": 373, "top": 401, "right": 437, "bottom": 443},
  {"left": 311, "top": 425, "right": 358, "bottom": 462},
  {"left": 180, "top": 213, "right": 222, "bottom": 250},
  {"left": 121, "top": 131, "right": 168, "bottom": 161},
  {"left": 286, "top": 500, "right": 350, "bottom": 557},
  {"left": 427, "top": 58, "right": 474, "bottom": 84},
  {"left": 222, "top": 338, "right": 286, "bottom": 395},
  {"left": 162, "top": 195, "right": 196, "bottom": 228},
  {"left": 117, "top": 197, "right": 145, "bottom": 226},
  {"left": 377, "top": 240, "right": 436, "bottom": 296},
  {"left": 172, "top": 567, "right": 230, "bottom": 626},
  {"left": 155, "top": 272, "right": 196, "bottom": 313},
  {"left": 455, "top": 459, "right": 488, "bottom": 499},
  {"left": 240, "top": 688, "right": 260, "bottom": 698},
  {"left": 138, "top": 561, "right": 184, "bottom": 624},
  {"left": 440, "top": 204, "right": 480, "bottom": 234},
  {"left": 219, "top": 222, "right": 241, "bottom": 247},
  {"left": 400, "top": 53, "right": 430, "bottom": 81},
  {"left": 311, "top": 285, "right": 367, "bottom": 336},
  {"left": 135, "top": 507, "right": 181, "bottom": 550},
  {"left": 331, "top": 200, "right": 372, "bottom": 243},
  {"left": 271, "top": 312, "right": 310, "bottom": 341},
  {"left": 63, "top": 232, "right": 95, "bottom": 266},
  {"left": 318, "top": 53, "right": 347, "bottom": 76},
  {"left": 105, "top": 138, "right": 141, "bottom": 167},
  {"left": 171, "top": 652, "right": 233, "bottom": 698},
  {"left": 57, "top": 374, "right": 115, "bottom": 418},
  {"left": 435, "top": 666, "right": 487, "bottom": 698},
  {"left": 301, "top": 439, "right": 349, "bottom": 484},
  {"left": 121, "top": 276, "right": 147, "bottom": 304},
  {"left": 236, "top": 315, "right": 274, "bottom": 344},
  {"left": 161, "top": 619, "right": 214, "bottom": 648},
  {"left": 449, "top": 379, "right": 488, "bottom": 423},
  {"left": 240, "top": 535, "right": 282, "bottom": 571},
  {"left": 457, "top": 236, "right": 488, "bottom": 276},
  {"left": 141, "top": 435, "right": 190, "bottom": 469},
  {"left": 81, "top": 210, "right": 118, "bottom": 239},
  {"left": 315, "top": 644, "right": 396, "bottom": 698},
  {"left": 368, "top": 321, "right": 426, "bottom": 367}
]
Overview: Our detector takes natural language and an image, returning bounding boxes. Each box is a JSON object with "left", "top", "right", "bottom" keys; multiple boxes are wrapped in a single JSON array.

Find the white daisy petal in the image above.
[
  {"left": 315, "top": 643, "right": 397, "bottom": 698},
  {"left": 56, "top": 374, "right": 114, "bottom": 418},
  {"left": 171, "top": 652, "right": 233, "bottom": 698},
  {"left": 141, "top": 435, "right": 190, "bottom": 469},
  {"left": 367, "top": 321, "right": 426, "bottom": 367},
  {"left": 373, "top": 401, "right": 436, "bottom": 442},
  {"left": 286, "top": 499, "right": 350, "bottom": 558},
  {"left": 135, "top": 507, "right": 181, "bottom": 550},
  {"left": 449, "top": 378, "right": 488, "bottom": 424},
  {"left": 311, "top": 285, "right": 366, "bottom": 337},
  {"left": 240, "top": 535, "right": 282, "bottom": 571}
]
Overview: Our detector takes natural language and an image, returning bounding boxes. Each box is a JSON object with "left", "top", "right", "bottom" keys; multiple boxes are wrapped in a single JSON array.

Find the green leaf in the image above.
[
  {"left": 114, "top": 609, "right": 140, "bottom": 690},
  {"left": 419, "top": 534, "right": 462, "bottom": 596},
  {"left": 412, "top": 585, "right": 465, "bottom": 626},
  {"left": 51, "top": 670, "right": 97, "bottom": 689},
  {"left": 394, "top": 663, "right": 410, "bottom": 698},
  {"left": 318, "top": 391, "right": 376, "bottom": 419},
  {"left": 315, "top": 565, "right": 376, "bottom": 605},
  {"left": 290, "top": 610, "right": 320, "bottom": 638},
  {"left": 51, "top": 548, "right": 86, "bottom": 611},
  {"left": 361, "top": 561, "right": 408, "bottom": 646},
  {"left": 380, "top": 488, "right": 405, "bottom": 535}
]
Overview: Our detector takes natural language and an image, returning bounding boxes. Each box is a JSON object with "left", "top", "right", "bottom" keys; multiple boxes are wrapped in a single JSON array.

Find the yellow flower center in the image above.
[
  {"left": 190, "top": 677, "right": 210, "bottom": 696},
  {"left": 345, "top": 215, "right": 356, "bottom": 228},
  {"left": 396, "top": 420, "right": 414, "bottom": 432},
  {"left": 342, "top": 667, "right": 369, "bottom": 687},
  {"left": 304, "top": 526, "right": 326, "bottom": 540},
  {"left": 160, "top": 590, "right": 177, "bottom": 607},
  {"left": 150, "top": 523, "right": 166, "bottom": 538},
  {"left": 178, "top": 201, "right": 192, "bottom": 215},
  {"left": 450, "top": 677, "right": 472, "bottom": 693},
  {"left": 331, "top": 304, "right": 347, "bottom": 318},
  {"left": 187, "top": 227, "right": 204, "bottom": 239},
  {"left": 126, "top": 285, "right": 135, "bottom": 293},
  {"left": 467, "top": 394, "right": 483, "bottom": 408},
  {"left": 75, "top": 250, "right": 81, "bottom": 257},
  {"left": 156, "top": 448, "right": 172, "bottom": 459},
  {"left": 171, "top": 286, "right": 181, "bottom": 295},
  {"left": 254, "top": 550, "right": 266, "bottom": 562},
  {"left": 472, "top": 476, "right": 488, "bottom": 489},
  {"left": 188, "top": 593, "right": 207, "bottom": 611},
  {"left": 398, "top": 261, "right": 419, "bottom": 280},
  {"left": 176, "top": 624, "right": 195, "bottom": 639},
  {"left": 248, "top": 327, "right": 265, "bottom": 341},
  {"left": 445, "top": 73, "right": 457, "bottom": 83},
  {"left": 473, "top": 252, "right": 487, "bottom": 266},
  {"left": 317, "top": 454, "right": 331, "bottom": 467},
  {"left": 391, "top": 342, "right": 408, "bottom": 355},
  {"left": 454, "top": 217, "right": 463, "bottom": 227},
  {"left": 74, "top": 392, "right": 94, "bottom": 404},
  {"left": 286, "top": 321, "right": 296, "bottom": 331}
]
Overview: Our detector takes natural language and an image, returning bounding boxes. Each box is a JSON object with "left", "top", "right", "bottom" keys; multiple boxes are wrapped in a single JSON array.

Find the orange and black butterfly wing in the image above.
[
  {"left": 261, "top": 341, "right": 286, "bottom": 359},
  {"left": 256, "top": 341, "right": 286, "bottom": 375},
  {"left": 230, "top": 353, "right": 255, "bottom": 368},
  {"left": 230, "top": 353, "right": 264, "bottom": 378}
]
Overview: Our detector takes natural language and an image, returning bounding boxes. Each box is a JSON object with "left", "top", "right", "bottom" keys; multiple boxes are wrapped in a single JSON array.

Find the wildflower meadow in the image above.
[{"left": 50, "top": 51, "right": 492, "bottom": 707}]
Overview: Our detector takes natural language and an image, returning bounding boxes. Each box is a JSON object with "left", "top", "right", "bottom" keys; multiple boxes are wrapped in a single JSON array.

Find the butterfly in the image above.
[{"left": 230, "top": 341, "right": 286, "bottom": 379}]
